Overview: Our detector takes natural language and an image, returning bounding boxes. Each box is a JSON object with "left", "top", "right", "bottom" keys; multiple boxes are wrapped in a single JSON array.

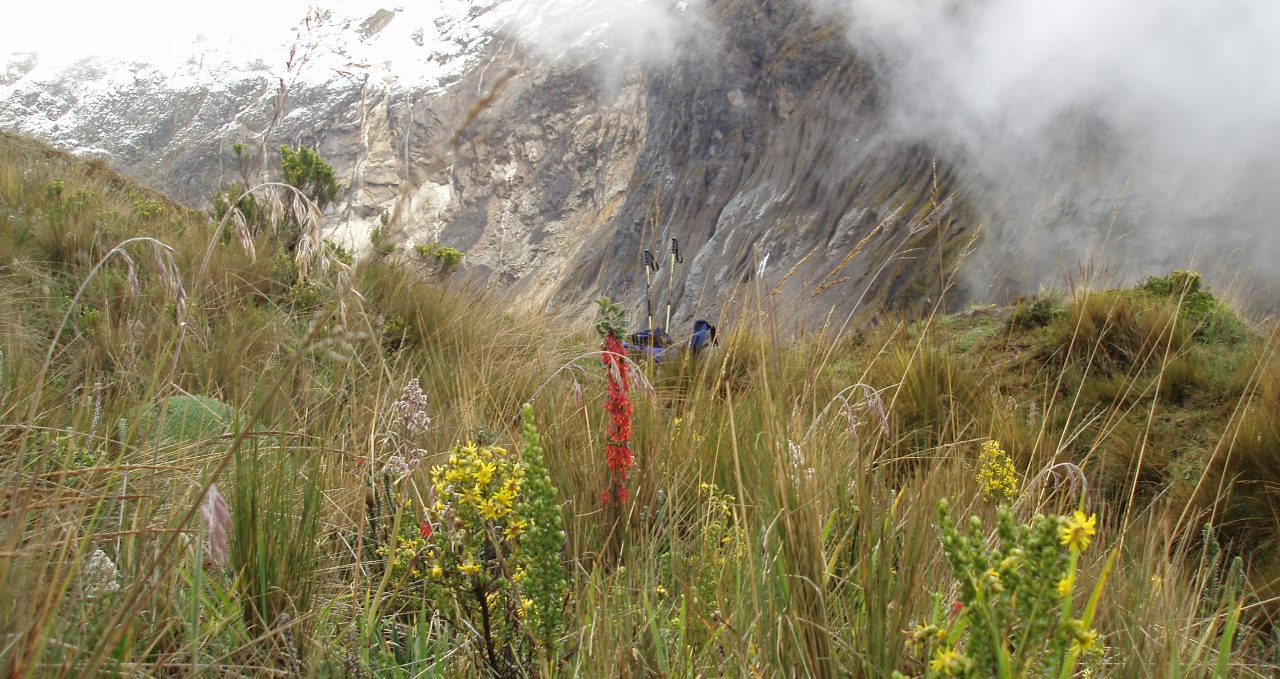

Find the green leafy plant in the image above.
[
  {"left": 903, "top": 501, "right": 1108, "bottom": 678},
  {"left": 514, "top": 404, "right": 568, "bottom": 659},
  {"left": 594, "top": 297, "right": 627, "bottom": 339},
  {"left": 369, "top": 225, "right": 396, "bottom": 257}
]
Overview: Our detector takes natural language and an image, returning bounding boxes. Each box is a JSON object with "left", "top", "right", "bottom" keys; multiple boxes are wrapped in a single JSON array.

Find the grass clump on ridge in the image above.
[{"left": 1, "top": 130, "right": 1279, "bottom": 677}]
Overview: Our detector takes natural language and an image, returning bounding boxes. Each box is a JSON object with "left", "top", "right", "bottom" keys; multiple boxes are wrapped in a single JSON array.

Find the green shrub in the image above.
[
  {"left": 1142, "top": 269, "right": 1203, "bottom": 298},
  {"left": 279, "top": 144, "right": 339, "bottom": 211},
  {"left": 413, "top": 242, "right": 465, "bottom": 273},
  {"left": 368, "top": 225, "right": 396, "bottom": 257},
  {"left": 323, "top": 238, "right": 353, "bottom": 266},
  {"left": 1140, "top": 269, "right": 1248, "bottom": 344},
  {"left": 1009, "top": 295, "right": 1062, "bottom": 331}
]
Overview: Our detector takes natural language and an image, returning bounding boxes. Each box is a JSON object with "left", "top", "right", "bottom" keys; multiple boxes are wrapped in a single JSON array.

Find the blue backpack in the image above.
[
  {"left": 622, "top": 320, "right": 717, "bottom": 363},
  {"left": 690, "top": 319, "right": 717, "bottom": 354}
]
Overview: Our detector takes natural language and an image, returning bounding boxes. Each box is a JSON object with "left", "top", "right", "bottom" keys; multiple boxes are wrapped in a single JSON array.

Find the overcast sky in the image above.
[{"left": 0, "top": 1, "right": 423, "bottom": 65}]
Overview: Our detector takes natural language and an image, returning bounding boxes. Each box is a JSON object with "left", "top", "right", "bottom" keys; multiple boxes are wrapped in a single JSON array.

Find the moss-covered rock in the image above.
[{"left": 133, "top": 394, "right": 244, "bottom": 442}]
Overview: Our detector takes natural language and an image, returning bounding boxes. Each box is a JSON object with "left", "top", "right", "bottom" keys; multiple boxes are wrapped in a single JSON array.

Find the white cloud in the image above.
[
  {"left": 2, "top": 1, "right": 318, "bottom": 64},
  {"left": 812, "top": 0, "right": 1280, "bottom": 292}
]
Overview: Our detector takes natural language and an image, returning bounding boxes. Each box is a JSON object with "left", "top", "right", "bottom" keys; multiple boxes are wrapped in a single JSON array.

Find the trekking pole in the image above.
[
  {"left": 643, "top": 249, "right": 657, "bottom": 333},
  {"left": 665, "top": 237, "right": 681, "bottom": 333}
]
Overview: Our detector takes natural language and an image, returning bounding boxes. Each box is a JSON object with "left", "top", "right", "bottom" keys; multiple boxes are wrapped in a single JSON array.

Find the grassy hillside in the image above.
[{"left": 1, "top": 129, "right": 1278, "bottom": 677}]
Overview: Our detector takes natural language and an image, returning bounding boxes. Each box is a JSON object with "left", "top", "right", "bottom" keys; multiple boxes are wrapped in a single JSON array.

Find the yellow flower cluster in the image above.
[
  {"left": 976, "top": 439, "right": 1019, "bottom": 502},
  {"left": 907, "top": 622, "right": 949, "bottom": 656},
  {"left": 426, "top": 442, "right": 532, "bottom": 587},
  {"left": 432, "top": 442, "right": 524, "bottom": 528}
]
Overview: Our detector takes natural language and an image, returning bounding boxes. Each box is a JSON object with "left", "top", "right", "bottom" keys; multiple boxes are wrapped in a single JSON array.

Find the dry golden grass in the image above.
[{"left": 0, "top": 131, "right": 1277, "bottom": 677}]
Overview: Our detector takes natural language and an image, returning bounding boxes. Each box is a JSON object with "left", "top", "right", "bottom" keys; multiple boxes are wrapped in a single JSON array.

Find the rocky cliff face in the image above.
[
  {"left": 1, "top": 0, "right": 975, "bottom": 326},
  {"left": 410, "top": 0, "right": 980, "bottom": 324}
]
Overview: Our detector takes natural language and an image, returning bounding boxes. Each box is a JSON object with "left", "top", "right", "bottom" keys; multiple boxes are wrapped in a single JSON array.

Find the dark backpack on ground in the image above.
[{"left": 628, "top": 327, "right": 673, "bottom": 348}]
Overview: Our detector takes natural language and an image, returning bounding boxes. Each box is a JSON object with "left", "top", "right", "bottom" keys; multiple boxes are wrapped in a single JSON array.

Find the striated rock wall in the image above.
[{"left": 394, "top": 0, "right": 974, "bottom": 325}]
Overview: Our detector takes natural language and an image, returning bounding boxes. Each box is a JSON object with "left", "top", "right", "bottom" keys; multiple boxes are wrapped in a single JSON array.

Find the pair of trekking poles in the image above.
[
  {"left": 630, "top": 237, "right": 717, "bottom": 359},
  {"left": 642, "top": 237, "right": 682, "bottom": 343}
]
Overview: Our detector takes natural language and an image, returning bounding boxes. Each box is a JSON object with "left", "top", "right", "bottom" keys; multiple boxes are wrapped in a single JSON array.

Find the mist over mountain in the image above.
[
  {"left": 3, "top": 0, "right": 1276, "bottom": 321},
  {"left": 808, "top": 0, "right": 1280, "bottom": 304}
]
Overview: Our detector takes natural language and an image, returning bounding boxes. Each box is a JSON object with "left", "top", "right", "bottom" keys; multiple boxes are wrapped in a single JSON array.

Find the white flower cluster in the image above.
[
  {"left": 393, "top": 378, "right": 431, "bottom": 436},
  {"left": 383, "top": 448, "right": 427, "bottom": 476},
  {"left": 82, "top": 547, "right": 120, "bottom": 597}
]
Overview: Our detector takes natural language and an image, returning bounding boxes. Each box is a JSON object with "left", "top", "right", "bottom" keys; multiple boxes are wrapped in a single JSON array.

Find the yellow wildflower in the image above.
[
  {"left": 475, "top": 461, "right": 497, "bottom": 487},
  {"left": 1061, "top": 511, "right": 1098, "bottom": 552},
  {"left": 493, "top": 479, "right": 519, "bottom": 507},
  {"left": 984, "top": 567, "right": 1003, "bottom": 592},
  {"left": 1070, "top": 627, "right": 1099, "bottom": 655},
  {"left": 1058, "top": 576, "right": 1074, "bottom": 598},
  {"left": 479, "top": 499, "right": 507, "bottom": 521},
  {"left": 929, "top": 647, "right": 966, "bottom": 675},
  {"left": 504, "top": 519, "right": 528, "bottom": 540},
  {"left": 459, "top": 560, "right": 481, "bottom": 576},
  {"left": 430, "top": 564, "right": 443, "bottom": 579}
]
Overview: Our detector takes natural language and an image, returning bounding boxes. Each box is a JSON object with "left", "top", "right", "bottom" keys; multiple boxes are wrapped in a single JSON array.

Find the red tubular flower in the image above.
[
  {"left": 420, "top": 520, "right": 433, "bottom": 539},
  {"left": 601, "top": 333, "right": 633, "bottom": 505}
]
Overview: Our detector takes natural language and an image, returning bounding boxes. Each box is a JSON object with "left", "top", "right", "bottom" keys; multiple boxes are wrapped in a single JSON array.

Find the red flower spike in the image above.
[
  {"left": 601, "top": 333, "right": 634, "bottom": 505},
  {"left": 420, "top": 520, "right": 433, "bottom": 539}
]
